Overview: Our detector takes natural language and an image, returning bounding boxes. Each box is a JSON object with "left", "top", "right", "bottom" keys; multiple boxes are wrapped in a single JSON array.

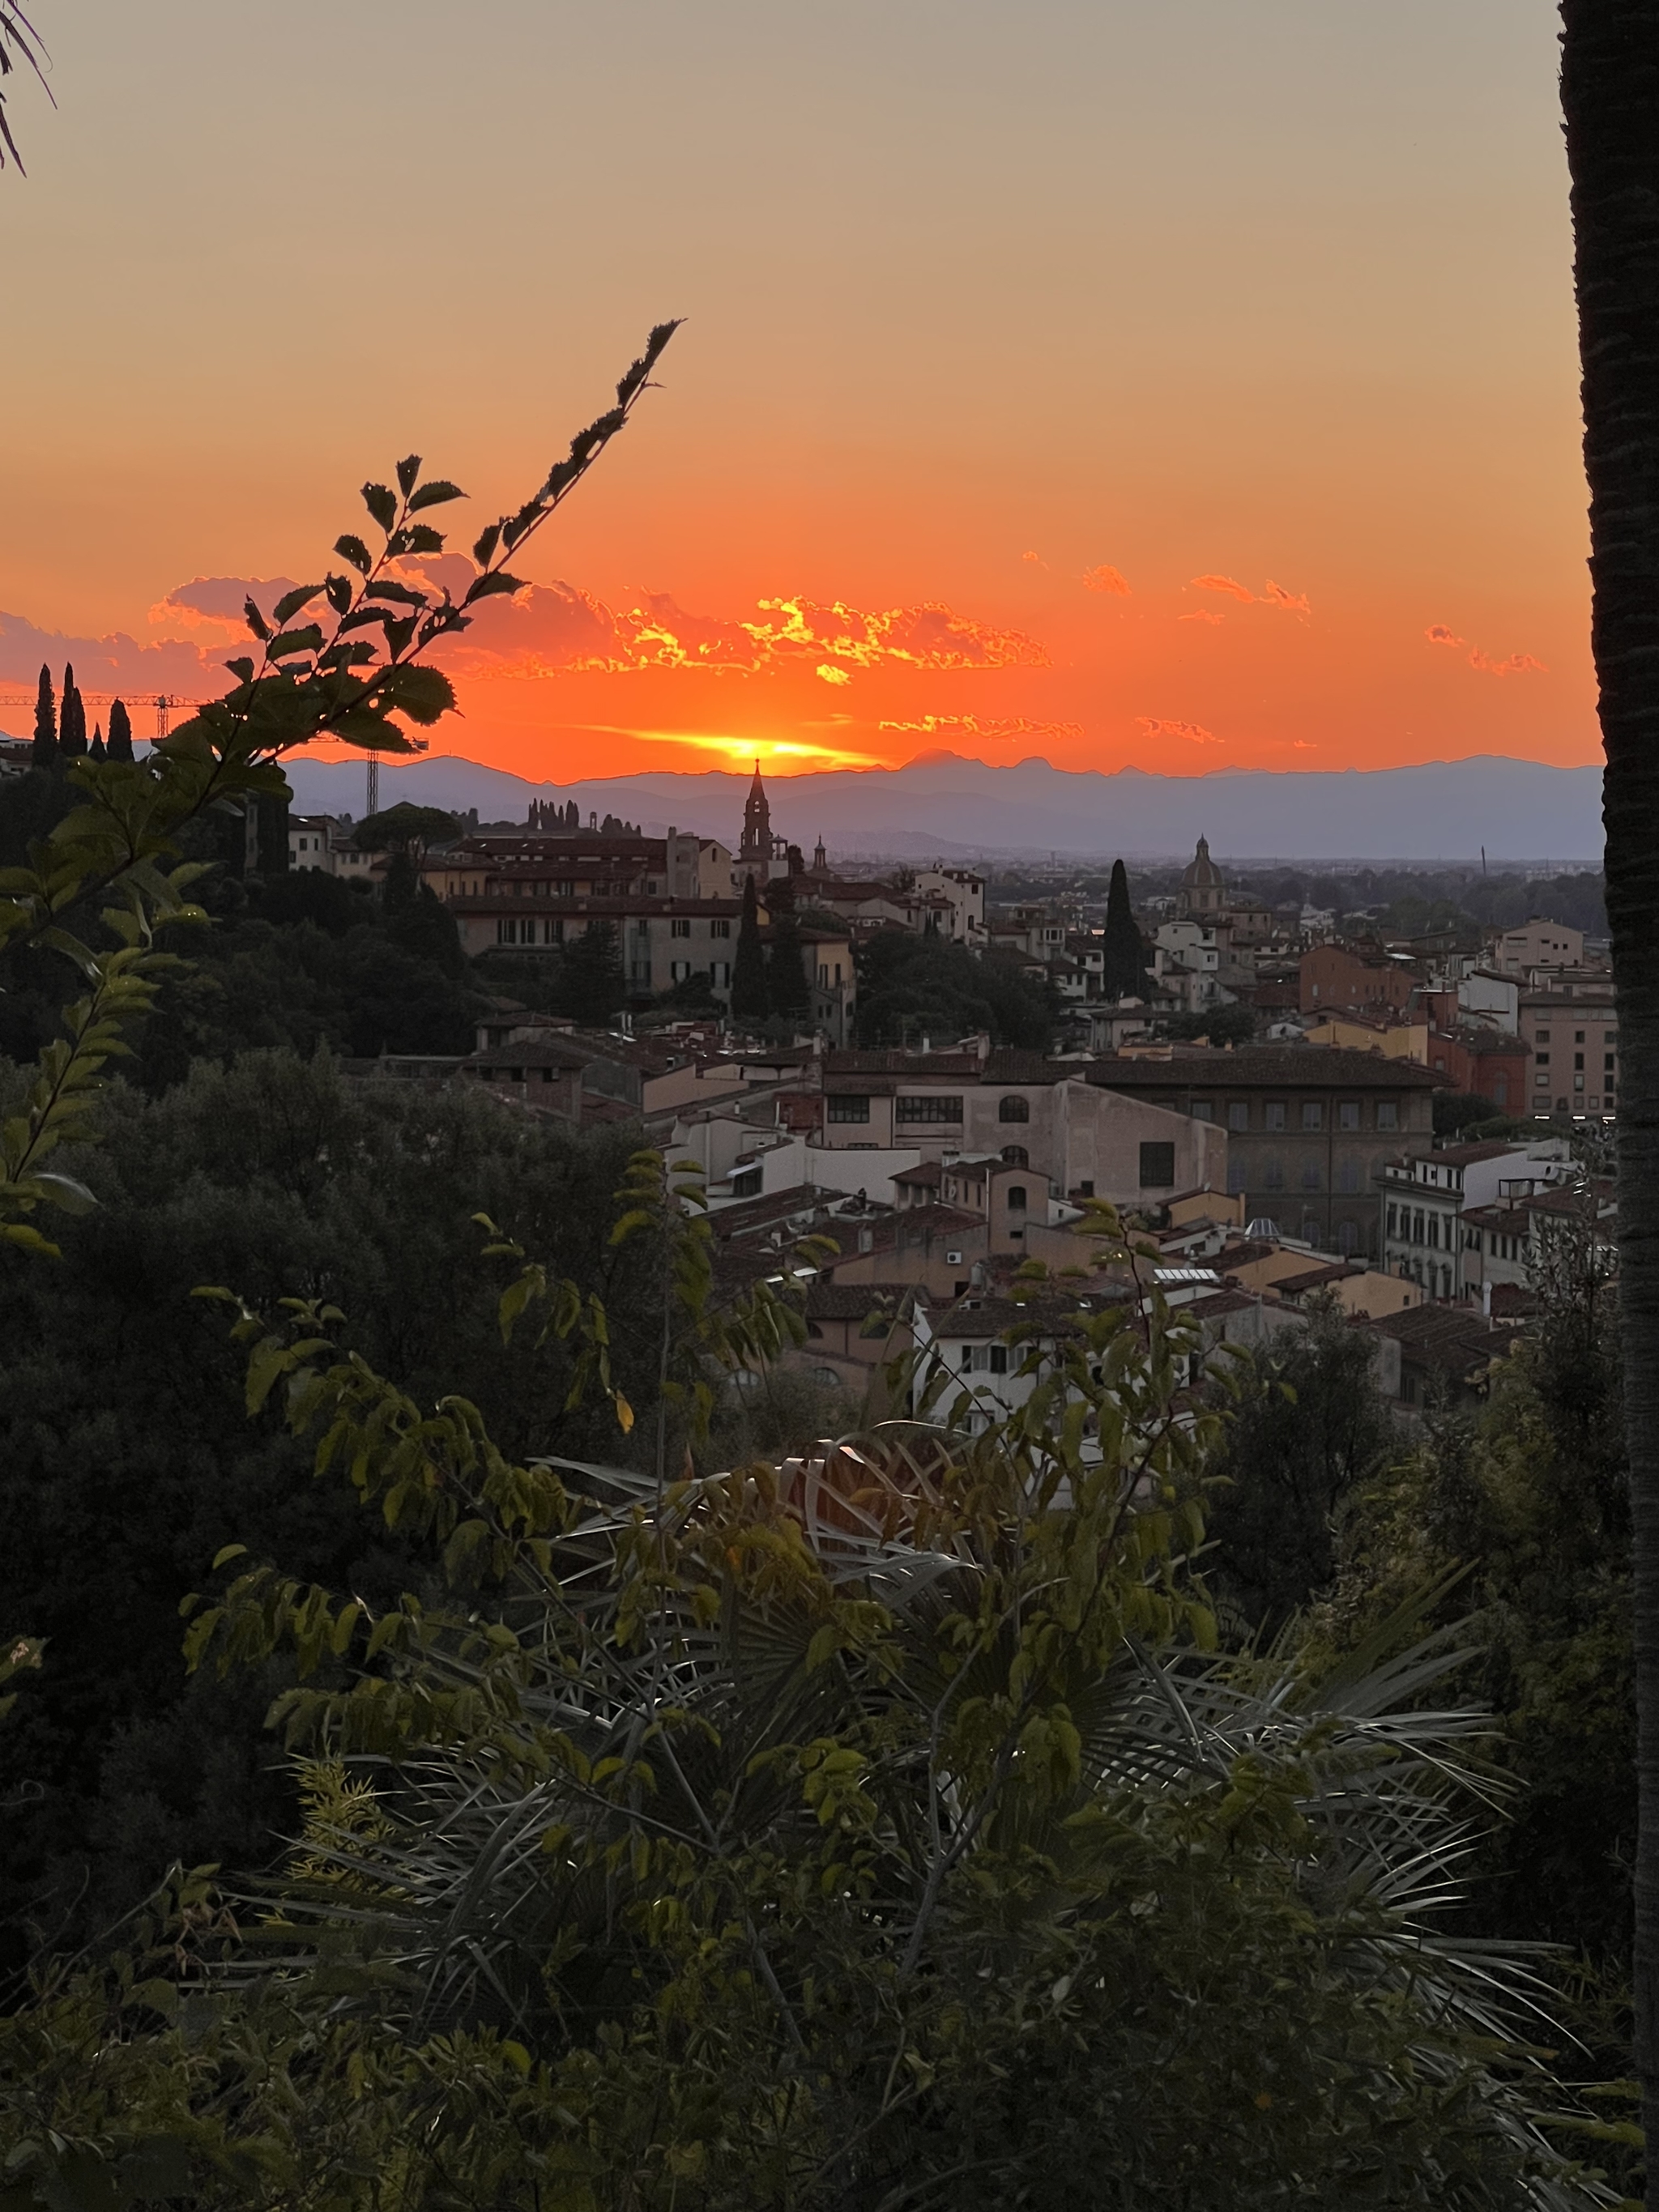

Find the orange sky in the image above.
[{"left": 0, "top": 1, "right": 1593, "bottom": 784}]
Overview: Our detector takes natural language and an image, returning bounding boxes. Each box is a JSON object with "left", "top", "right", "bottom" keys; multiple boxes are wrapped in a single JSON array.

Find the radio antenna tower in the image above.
[{"left": 365, "top": 748, "right": 380, "bottom": 819}]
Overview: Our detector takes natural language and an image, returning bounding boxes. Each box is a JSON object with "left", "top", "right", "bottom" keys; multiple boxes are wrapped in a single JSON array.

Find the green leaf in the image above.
[
  {"left": 325, "top": 573, "right": 353, "bottom": 614},
  {"left": 376, "top": 664, "right": 455, "bottom": 726},
  {"left": 244, "top": 597, "right": 271, "bottom": 641},
  {"left": 335, "top": 534, "right": 373, "bottom": 575},
  {"left": 405, "top": 524, "right": 445, "bottom": 554},
  {"left": 463, "top": 570, "right": 525, "bottom": 605},
  {"left": 272, "top": 582, "right": 325, "bottom": 624},
  {"left": 472, "top": 523, "right": 501, "bottom": 564},
  {"left": 408, "top": 479, "right": 465, "bottom": 511},
  {"left": 362, "top": 482, "right": 398, "bottom": 532},
  {"left": 28, "top": 1170, "right": 97, "bottom": 1214},
  {"left": 224, "top": 656, "right": 256, "bottom": 684},
  {"left": 267, "top": 625, "right": 325, "bottom": 663},
  {"left": 395, "top": 454, "right": 421, "bottom": 497},
  {"left": 362, "top": 581, "right": 429, "bottom": 607}
]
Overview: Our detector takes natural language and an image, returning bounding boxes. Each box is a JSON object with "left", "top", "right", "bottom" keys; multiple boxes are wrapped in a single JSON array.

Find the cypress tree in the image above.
[
  {"left": 88, "top": 722, "right": 107, "bottom": 761},
  {"left": 765, "top": 884, "right": 812, "bottom": 1023},
  {"left": 30, "top": 665, "right": 55, "bottom": 766},
  {"left": 1102, "top": 858, "right": 1147, "bottom": 999},
  {"left": 730, "top": 874, "right": 769, "bottom": 1025},
  {"left": 59, "top": 686, "right": 87, "bottom": 757},
  {"left": 107, "top": 698, "right": 134, "bottom": 761}
]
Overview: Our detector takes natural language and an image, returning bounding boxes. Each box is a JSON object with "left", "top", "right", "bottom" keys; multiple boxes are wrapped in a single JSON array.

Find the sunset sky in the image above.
[{"left": 0, "top": 0, "right": 1590, "bottom": 784}]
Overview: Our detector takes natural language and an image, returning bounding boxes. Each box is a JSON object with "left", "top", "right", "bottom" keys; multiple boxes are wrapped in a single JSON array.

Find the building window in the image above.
[
  {"left": 827, "top": 1095, "right": 871, "bottom": 1123},
  {"left": 544, "top": 918, "right": 564, "bottom": 944},
  {"left": 988, "top": 1345, "right": 1009, "bottom": 1375},
  {"left": 1377, "top": 1102, "right": 1398, "bottom": 1131},
  {"left": 1139, "top": 1141, "right": 1176, "bottom": 1189},
  {"left": 1001, "top": 1144, "right": 1029, "bottom": 1168},
  {"left": 710, "top": 918, "right": 731, "bottom": 939},
  {"left": 1265, "top": 1102, "right": 1286, "bottom": 1131},
  {"left": 1337, "top": 1221, "right": 1357, "bottom": 1255},
  {"left": 1301, "top": 1216, "right": 1320, "bottom": 1243},
  {"left": 1227, "top": 1102, "right": 1249, "bottom": 1132},
  {"left": 1302, "top": 1102, "right": 1323, "bottom": 1130},
  {"left": 1338, "top": 1158, "right": 1360, "bottom": 1194},
  {"left": 1574, "top": 1074, "right": 1585, "bottom": 1092},
  {"left": 1265, "top": 1160, "right": 1285, "bottom": 1191},
  {"left": 993, "top": 1094, "right": 1032, "bottom": 1126},
  {"left": 1535, "top": 1070, "right": 1549, "bottom": 1088},
  {"left": 670, "top": 960, "right": 692, "bottom": 983},
  {"left": 1301, "top": 1163, "right": 1320, "bottom": 1190},
  {"left": 1338, "top": 1101, "right": 1359, "bottom": 1131},
  {"left": 895, "top": 1094, "right": 964, "bottom": 1123},
  {"left": 1005, "top": 1184, "right": 1027, "bottom": 1212},
  {"left": 959, "top": 1345, "right": 975, "bottom": 1371},
  {"left": 1191, "top": 1101, "right": 1214, "bottom": 1123},
  {"left": 670, "top": 918, "right": 691, "bottom": 938},
  {"left": 1387, "top": 1203, "right": 1398, "bottom": 1238},
  {"left": 1228, "top": 1159, "right": 1247, "bottom": 1196}
]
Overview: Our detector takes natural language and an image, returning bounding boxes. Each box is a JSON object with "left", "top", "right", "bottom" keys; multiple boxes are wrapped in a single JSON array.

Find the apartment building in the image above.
[
  {"left": 817, "top": 1047, "right": 1226, "bottom": 1204},
  {"left": 1490, "top": 918, "right": 1585, "bottom": 975},
  {"left": 1520, "top": 991, "right": 1618, "bottom": 1118},
  {"left": 1083, "top": 1046, "right": 1439, "bottom": 1259},
  {"left": 286, "top": 814, "right": 380, "bottom": 882},
  {"left": 914, "top": 867, "right": 987, "bottom": 945}
]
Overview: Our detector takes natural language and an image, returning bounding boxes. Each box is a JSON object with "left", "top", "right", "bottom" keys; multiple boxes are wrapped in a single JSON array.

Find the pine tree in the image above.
[
  {"left": 106, "top": 698, "right": 134, "bottom": 761},
  {"left": 1102, "top": 859, "right": 1147, "bottom": 999},
  {"left": 88, "top": 722, "right": 107, "bottom": 761},
  {"left": 30, "top": 664, "right": 55, "bottom": 766},
  {"left": 731, "top": 874, "right": 769, "bottom": 1025}
]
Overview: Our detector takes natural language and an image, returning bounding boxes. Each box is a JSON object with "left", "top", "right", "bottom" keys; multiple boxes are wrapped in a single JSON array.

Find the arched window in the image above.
[
  {"left": 1006, "top": 1184, "right": 1028, "bottom": 1212},
  {"left": 997, "top": 1094, "right": 1030, "bottom": 1123},
  {"left": 1000, "top": 1144, "right": 1029, "bottom": 1168}
]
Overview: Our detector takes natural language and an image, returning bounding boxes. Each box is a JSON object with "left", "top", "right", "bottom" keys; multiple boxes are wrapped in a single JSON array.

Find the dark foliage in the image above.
[
  {"left": 1102, "top": 859, "right": 1146, "bottom": 999},
  {"left": 0, "top": 1054, "right": 659, "bottom": 1966},
  {"left": 1201, "top": 1299, "right": 1397, "bottom": 1633},
  {"left": 854, "top": 931, "right": 1059, "bottom": 1051},
  {"left": 731, "top": 874, "right": 768, "bottom": 1024},
  {"left": 29, "top": 664, "right": 54, "bottom": 766}
]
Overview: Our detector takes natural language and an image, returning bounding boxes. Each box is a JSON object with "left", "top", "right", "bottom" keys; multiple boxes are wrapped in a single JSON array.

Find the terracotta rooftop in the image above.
[{"left": 1089, "top": 1046, "right": 1441, "bottom": 1090}]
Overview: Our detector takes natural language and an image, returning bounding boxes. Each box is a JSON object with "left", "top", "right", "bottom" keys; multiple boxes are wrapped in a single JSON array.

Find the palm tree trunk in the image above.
[{"left": 1560, "top": 3, "right": 1659, "bottom": 2190}]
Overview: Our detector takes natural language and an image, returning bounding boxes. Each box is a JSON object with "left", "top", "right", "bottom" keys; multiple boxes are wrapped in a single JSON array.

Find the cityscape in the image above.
[{"left": 1, "top": 6, "right": 1656, "bottom": 2209}]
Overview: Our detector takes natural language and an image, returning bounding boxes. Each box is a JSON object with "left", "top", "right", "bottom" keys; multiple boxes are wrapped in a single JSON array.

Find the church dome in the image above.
[{"left": 1182, "top": 834, "right": 1222, "bottom": 889}]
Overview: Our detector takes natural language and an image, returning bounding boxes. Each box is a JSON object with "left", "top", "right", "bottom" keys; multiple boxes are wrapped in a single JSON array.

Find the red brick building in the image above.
[
  {"left": 1427, "top": 1027, "right": 1529, "bottom": 1116},
  {"left": 1299, "top": 944, "right": 1419, "bottom": 1018}
]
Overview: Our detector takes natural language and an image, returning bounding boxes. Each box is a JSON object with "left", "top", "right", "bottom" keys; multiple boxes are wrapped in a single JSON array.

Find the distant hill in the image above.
[{"left": 281, "top": 751, "right": 1605, "bottom": 865}]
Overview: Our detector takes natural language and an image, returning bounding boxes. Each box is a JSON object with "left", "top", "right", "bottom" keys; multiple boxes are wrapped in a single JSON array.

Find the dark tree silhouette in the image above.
[
  {"left": 87, "top": 722, "right": 106, "bottom": 761},
  {"left": 29, "top": 663, "right": 54, "bottom": 766},
  {"left": 731, "top": 874, "right": 768, "bottom": 1025},
  {"left": 1560, "top": 1, "right": 1659, "bottom": 2181},
  {"left": 58, "top": 680, "right": 86, "bottom": 757},
  {"left": 1102, "top": 859, "right": 1146, "bottom": 999},
  {"left": 106, "top": 698, "right": 134, "bottom": 761}
]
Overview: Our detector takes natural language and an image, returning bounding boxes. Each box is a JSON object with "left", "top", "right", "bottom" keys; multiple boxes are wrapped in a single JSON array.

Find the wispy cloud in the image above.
[
  {"left": 1082, "top": 564, "right": 1131, "bottom": 595},
  {"left": 1021, "top": 549, "right": 1048, "bottom": 569},
  {"left": 1138, "top": 716, "right": 1220, "bottom": 744},
  {"left": 1427, "top": 624, "right": 1546, "bottom": 676},
  {"left": 1192, "top": 573, "right": 1309, "bottom": 617},
  {"left": 1179, "top": 610, "right": 1226, "bottom": 626},
  {"left": 878, "top": 712, "right": 1085, "bottom": 743}
]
